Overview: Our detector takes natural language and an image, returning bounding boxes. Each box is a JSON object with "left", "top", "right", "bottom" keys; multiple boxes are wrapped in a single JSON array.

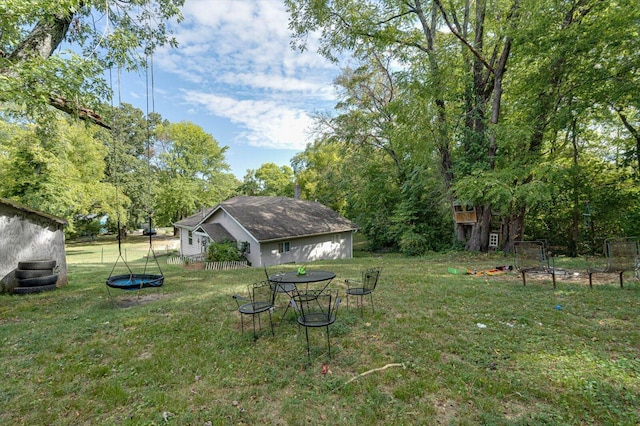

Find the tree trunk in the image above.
[
  {"left": 568, "top": 117, "right": 580, "bottom": 257},
  {"left": 616, "top": 109, "right": 640, "bottom": 178},
  {"left": 465, "top": 205, "right": 492, "bottom": 251},
  {"left": 3, "top": 4, "right": 108, "bottom": 128},
  {"left": 502, "top": 208, "right": 525, "bottom": 253},
  {"left": 8, "top": 12, "right": 74, "bottom": 61}
]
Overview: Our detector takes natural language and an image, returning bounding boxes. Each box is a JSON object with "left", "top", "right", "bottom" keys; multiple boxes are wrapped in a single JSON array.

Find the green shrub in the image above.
[
  {"left": 399, "top": 230, "right": 428, "bottom": 256},
  {"left": 206, "top": 240, "right": 244, "bottom": 262}
]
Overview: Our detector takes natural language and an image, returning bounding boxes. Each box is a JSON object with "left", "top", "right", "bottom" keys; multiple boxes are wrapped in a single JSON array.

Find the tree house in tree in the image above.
[{"left": 452, "top": 201, "right": 477, "bottom": 224}]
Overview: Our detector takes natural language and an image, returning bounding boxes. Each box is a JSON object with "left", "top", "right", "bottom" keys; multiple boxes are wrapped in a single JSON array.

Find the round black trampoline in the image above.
[{"left": 106, "top": 274, "right": 164, "bottom": 291}]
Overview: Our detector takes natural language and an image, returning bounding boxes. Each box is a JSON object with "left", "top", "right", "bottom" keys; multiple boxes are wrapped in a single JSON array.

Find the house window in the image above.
[
  {"left": 188, "top": 231, "right": 193, "bottom": 245},
  {"left": 278, "top": 241, "right": 290, "bottom": 253},
  {"left": 241, "top": 241, "right": 250, "bottom": 254},
  {"left": 201, "top": 236, "right": 209, "bottom": 252}
]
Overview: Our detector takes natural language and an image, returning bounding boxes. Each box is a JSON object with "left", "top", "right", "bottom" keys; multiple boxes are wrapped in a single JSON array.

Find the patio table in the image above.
[
  {"left": 268, "top": 270, "right": 336, "bottom": 323},
  {"left": 268, "top": 270, "right": 336, "bottom": 294}
]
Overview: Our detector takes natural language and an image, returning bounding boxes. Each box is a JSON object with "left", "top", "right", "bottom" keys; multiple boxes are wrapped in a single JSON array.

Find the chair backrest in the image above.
[
  {"left": 294, "top": 290, "right": 339, "bottom": 326},
  {"left": 606, "top": 239, "right": 639, "bottom": 270},
  {"left": 514, "top": 241, "right": 548, "bottom": 270},
  {"left": 251, "top": 280, "right": 275, "bottom": 306},
  {"left": 362, "top": 267, "right": 381, "bottom": 291},
  {"left": 263, "top": 265, "right": 270, "bottom": 280}
]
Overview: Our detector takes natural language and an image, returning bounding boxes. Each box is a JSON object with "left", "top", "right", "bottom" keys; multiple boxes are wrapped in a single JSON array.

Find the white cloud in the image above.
[
  {"left": 183, "top": 90, "right": 314, "bottom": 150},
  {"left": 150, "top": 0, "right": 340, "bottom": 151}
]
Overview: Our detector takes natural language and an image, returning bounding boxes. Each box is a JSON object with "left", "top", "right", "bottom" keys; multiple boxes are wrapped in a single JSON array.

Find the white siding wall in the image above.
[
  {"left": 179, "top": 229, "right": 216, "bottom": 256},
  {"left": 209, "top": 211, "right": 260, "bottom": 266},
  {"left": 179, "top": 228, "right": 201, "bottom": 257},
  {"left": 261, "top": 232, "right": 353, "bottom": 267}
]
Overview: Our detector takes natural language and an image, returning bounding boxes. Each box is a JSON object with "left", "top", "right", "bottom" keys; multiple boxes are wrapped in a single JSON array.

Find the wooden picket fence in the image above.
[
  {"left": 166, "top": 254, "right": 206, "bottom": 265},
  {"left": 167, "top": 256, "right": 248, "bottom": 271},
  {"left": 205, "top": 261, "right": 249, "bottom": 271}
]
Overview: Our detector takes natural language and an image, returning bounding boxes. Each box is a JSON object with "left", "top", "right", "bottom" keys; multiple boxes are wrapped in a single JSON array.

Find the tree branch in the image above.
[
  {"left": 329, "top": 10, "right": 431, "bottom": 55},
  {"left": 432, "top": 0, "right": 494, "bottom": 73},
  {"left": 616, "top": 108, "right": 640, "bottom": 140},
  {"left": 7, "top": 4, "right": 109, "bottom": 129},
  {"left": 49, "top": 96, "right": 111, "bottom": 129},
  {"left": 8, "top": 10, "right": 77, "bottom": 61}
]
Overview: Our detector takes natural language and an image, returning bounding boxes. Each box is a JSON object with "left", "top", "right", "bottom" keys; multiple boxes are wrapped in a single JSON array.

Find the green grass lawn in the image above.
[
  {"left": 65, "top": 229, "right": 179, "bottom": 265},
  {"left": 2, "top": 242, "right": 639, "bottom": 425}
]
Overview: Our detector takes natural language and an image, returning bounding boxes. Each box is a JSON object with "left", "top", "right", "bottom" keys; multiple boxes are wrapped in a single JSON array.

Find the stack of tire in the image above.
[{"left": 13, "top": 259, "right": 58, "bottom": 295}]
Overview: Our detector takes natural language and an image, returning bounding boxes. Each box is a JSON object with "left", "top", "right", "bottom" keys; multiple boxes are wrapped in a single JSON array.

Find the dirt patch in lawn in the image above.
[
  {"left": 506, "top": 269, "right": 637, "bottom": 287},
  {"left": 113, "top": 292, "right": 170, "bottom": 308},
  {"left": 182, "top": 262, "right": 205, "bottom": 270}
]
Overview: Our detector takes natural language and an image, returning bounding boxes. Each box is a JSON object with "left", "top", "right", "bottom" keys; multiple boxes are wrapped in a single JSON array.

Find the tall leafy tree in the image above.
[
  {"left": 288, "top": 0, "right": 640, "bottom": 254},
  {"left": 291, "top": 139, "right": 348, "bottom": 213},
  {"left": 0, "top": 117, "right": 118, "bottom": 234},
  {"left": 238, "top": 163, "right": 295, "bottom": 197},
  {"left": 101, "top": 103, "right": 165, "bottom": 230},
  {"left": 0, "top": 0, "right": 183, "bottom": 127},
  {"left": 154, "top": 121, "right": 237, "bottom": 225},
  {"left": 287, "top": 0, "right": 520, "bottom": 251},
  {"left": 492, "top": 0, "right": 640, "bottom": 253},
  {"left": 294, "top": 56, "right": 451, "bottom": 253}
]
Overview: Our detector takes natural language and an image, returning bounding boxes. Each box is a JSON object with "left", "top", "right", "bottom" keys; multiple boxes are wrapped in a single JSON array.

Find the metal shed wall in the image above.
[{"left": 0, "top": 202, "right": 68, "bottom": 292}]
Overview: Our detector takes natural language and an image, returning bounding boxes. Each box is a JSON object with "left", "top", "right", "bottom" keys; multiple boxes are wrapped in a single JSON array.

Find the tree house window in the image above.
[
  {"left": 453, "top": 203, "right": 477, "bottom": 224},
  {"left": 489, "top": 232, "right": 499, "bottom": 248}
]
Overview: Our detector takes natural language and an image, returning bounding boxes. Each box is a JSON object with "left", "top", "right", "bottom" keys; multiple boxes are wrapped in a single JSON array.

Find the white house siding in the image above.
[
  {"left": 0, "top": 204, "right": 68, "bottom": 291},
  {"left": 178, "top": 228, "right": 201, "bottom": 257},
  {"left": 192, "top": 231, "right": 209, "bottom": 255},
  {"left": 207, "top": 211, "right": 260, "bottom": 265},
  {"left": 261, "top": 232, "right": 353, "bottom": 267}
]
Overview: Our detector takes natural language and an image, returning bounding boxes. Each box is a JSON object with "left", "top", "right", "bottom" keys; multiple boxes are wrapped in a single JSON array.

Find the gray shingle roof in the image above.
[
  {"left": 196, "top": 223, "right": 236, "bottom": 242},
  {"left": 219, "top": 196, "right": 359, "bottom": 242},
  {"left": 173, "top": 207, "right": 216, "bottom": 228}
]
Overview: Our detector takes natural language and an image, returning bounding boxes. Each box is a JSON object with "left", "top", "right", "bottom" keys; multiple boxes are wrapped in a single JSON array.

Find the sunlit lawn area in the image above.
[
  {"left": 65, "top": 229, "right": 179, "bottom": 266},
  {"left": 2, "top": 238, "right": 640, "bottom": 425}
]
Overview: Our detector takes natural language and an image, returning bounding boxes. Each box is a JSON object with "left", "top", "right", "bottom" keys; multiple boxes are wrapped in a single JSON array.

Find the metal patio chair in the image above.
[
  {"left": 291, "top": 289, "right": 341, "bottom": 362},
  {"left": 264, "top": 265, "right": 297, "bottom": 322},
  {"left": 345, "top": 267, "right": 382, "bottom": 316},
  {"left": 514, "top": 241, "right": 556, "bottom": 289},
  {"left": 232, "top": 281, "right": 276, "bottom": 340},
  {"left": 587, "top": 237, "right": 639, "bottom": 288}
]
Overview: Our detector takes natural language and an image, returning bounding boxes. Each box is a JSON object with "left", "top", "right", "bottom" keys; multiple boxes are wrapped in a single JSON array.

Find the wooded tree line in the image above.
[
  {"left": 286, "top": 0, "right": 640, "bottom": 255},
  {"left": 1, "top": 1, "right": 638, "bottom": 256},
  {"left": 0, "top": 104, "right": 302, "bottom": 237},
  {"left": 0, "top": 107, "right": 229, "bottom": 235},
  {"left": 0, "top": 1, "right": 289, "bottom": 237}
]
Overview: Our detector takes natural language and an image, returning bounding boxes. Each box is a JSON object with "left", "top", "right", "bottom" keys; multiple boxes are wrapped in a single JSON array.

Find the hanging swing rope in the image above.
[
  {"left": 105, "top": 3, "right": 165, "bottom": 300},
  {"left": 140, "top": 45, "right": 163, "bottom": 278},
  {"left": 107, "top": 65, "right": 133, "bottom": 282},
  {"left": 105, "top": 58, "right": 164, "bottom": 297}
]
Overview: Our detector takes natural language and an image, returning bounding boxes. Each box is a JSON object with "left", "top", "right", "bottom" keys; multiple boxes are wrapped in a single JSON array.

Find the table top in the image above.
[{"left": 269, "top": 270, "right": 336, "bottom": 284}]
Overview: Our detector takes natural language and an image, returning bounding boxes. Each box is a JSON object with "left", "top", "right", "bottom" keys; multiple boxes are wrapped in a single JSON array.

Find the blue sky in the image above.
[{"left": 118, "top": 0, "right": 341, "bottom": 179}]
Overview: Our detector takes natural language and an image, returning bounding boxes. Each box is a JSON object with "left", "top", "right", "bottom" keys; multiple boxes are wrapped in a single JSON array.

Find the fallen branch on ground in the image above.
[{"left": 333, "top": 363, "right": 406, "bottom": 392}]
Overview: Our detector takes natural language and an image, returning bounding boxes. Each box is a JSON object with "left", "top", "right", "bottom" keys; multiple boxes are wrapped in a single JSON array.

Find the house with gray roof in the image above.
[{"left": 173, "top": 196, "right": 360, "bottom": 267}]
